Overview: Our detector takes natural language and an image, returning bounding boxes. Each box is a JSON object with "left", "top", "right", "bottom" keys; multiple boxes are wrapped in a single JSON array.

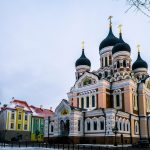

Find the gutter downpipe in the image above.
[
  {"left": 129, "top": 113, "right": 132, "bottom": 144},
  {"left": 147, "top": 115, "right": 150, "bottom": 142},
  {"left": 101, "top": 108, "right": 106, "bottom": 144},
  {"left": 137, "top": 82, "right": 142, "bottom": 140}
]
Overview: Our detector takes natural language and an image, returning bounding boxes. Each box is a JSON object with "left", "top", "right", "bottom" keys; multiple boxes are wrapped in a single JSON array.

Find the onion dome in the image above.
[
  {"left": 112, "top": 25, "right": 131, "bottom": 55},
  {"left": 99, "top": 16, "right": 119, "bottom": 51},
  {"left": 132, "top": 46, "right": 148, "bottom": 70},
  {"left": 75, "top": 42, "right": 91, "bottom": 67}
]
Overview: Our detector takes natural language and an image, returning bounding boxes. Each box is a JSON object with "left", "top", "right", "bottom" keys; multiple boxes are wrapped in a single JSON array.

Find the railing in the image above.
[{"left": 0, "top": 141, "right": 144, "bottom": 150}]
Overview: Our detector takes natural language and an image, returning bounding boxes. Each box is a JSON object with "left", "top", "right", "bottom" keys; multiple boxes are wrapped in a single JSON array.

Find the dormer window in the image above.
[{"left": 83, "top": 78, "right": 92, "bottom": 86}]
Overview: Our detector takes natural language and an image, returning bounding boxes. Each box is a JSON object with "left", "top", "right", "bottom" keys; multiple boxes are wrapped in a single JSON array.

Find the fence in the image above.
[{"left": 0, "top": 141, "right": 132, "bottom": 150}]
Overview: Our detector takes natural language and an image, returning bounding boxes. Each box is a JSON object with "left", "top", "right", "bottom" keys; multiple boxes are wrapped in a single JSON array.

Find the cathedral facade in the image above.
[{"left": 46, "top": 18, "right": 150, "bottom": 144}]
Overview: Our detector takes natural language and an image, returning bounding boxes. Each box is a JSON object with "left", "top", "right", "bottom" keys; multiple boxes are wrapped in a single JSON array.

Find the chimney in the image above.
[
  {"left": 40, "top": 105, "right": 43, "bottom": 109},
  {"left": 50, "top": 107, "right": 52, "bottom": 111}
]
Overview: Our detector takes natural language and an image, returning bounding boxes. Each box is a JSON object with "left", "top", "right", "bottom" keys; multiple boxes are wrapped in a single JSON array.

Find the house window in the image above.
[
  {"left": 18, "top": 124, "right": 21, "bottom": 130},
  {"left": 100, "top": 121, "right": 104, "bottom": 130},
  {"left": 87, "top": 122, "right": 90, "bottom": 131},
  {"left": 78, "top": 120, "right": 81, "bottom": 131},
  {"left": 81, "top": 98, "right": 84, "bottom": 109},
  {"left": 92, "top": 95, "right": 95, "bottom": 107},
  {"left": 86, "top": 97, "right": 89, "bottom": 108},
  {"left": 18, "top": 113, "right": 22, "bottom": 120},
  {"left": 24, "top": 124, "right": 28, "bottom": 130},
  {"left": 25, "top": 114, "right": 28, "bottom": 121},
  {"left": 93, "top": 121, "right": 97, "bottom": 130},
  {"left": 11, "top": 113, "right": 15, "bottom": 120},
  {"left": 10, "top": 123, "right": 14, "bottom": 129}
]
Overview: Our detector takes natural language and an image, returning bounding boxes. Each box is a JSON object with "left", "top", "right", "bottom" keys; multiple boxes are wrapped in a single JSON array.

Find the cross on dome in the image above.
[
  {"left": 137, "top": 44, "right": 140, "bottom": 53},
  {"left": 108, "top": 16, "right": 113, "bottom": 28},
  {"left": 82, "top": 41, "right": 84, "bottom": 50}
]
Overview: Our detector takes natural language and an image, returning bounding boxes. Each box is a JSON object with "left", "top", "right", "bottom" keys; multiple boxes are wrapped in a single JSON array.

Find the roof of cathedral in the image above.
[
  {"left": 75, "top": 49, "right": 91, "bottom": 67},
  {"left": 99, "top": 26, "right": 119, "bottom": 51},
  {"left": 132, "top": 51, "right": 148, "bottom": 70},
  {"left": 112, "top": 33, "right": 131, "bottom": 55}
]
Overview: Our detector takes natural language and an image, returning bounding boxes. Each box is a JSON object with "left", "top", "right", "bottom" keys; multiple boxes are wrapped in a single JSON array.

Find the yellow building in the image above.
[{"left": 0, "top": 98, "right": 32, "bottom": 141}]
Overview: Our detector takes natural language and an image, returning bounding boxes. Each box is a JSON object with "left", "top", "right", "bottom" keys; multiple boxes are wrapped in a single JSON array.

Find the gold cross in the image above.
[
  {"left": 137, "top": 44, "right": 140, "bottom": 52},
  {"left": 82, "top": 41, "right": 84, "bottom": 49},
  {"left": 108, "top": 16, "right": 113, "bottom": 27},
  {"left": 118, "top": 24, "right": 122, "bottom": 33}
]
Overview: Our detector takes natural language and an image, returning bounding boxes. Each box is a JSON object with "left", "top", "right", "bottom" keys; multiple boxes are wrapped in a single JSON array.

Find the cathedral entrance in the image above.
[{"left": 60, "top": 120, "right": 70, "bottom": 136}]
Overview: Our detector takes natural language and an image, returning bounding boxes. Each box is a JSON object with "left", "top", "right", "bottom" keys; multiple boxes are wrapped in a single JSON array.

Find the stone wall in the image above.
[{"left": 0, "top": 130, "right": 31, "bottom": 141}]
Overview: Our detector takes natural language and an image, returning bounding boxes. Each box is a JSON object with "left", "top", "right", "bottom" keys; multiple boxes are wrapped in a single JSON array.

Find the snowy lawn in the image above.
[{"left": 0, "top": 148, "right": 56, "bottom": 150}]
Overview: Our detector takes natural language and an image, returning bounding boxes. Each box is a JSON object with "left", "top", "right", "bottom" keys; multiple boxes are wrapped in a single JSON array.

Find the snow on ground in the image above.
[{"left": 0, "top": 148, "right": 56, "bottom": 150}]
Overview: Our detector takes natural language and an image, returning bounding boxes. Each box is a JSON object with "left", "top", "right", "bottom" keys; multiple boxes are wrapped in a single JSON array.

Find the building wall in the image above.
[{"left": 31, "top": 116, "right": 44, "bottom": 141}]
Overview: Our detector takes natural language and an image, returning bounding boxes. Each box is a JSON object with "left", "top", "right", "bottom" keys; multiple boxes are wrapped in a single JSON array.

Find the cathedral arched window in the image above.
[
  {"left": 100, "top": 120, "right": 105, "bottom": 130},
  {"left": 126, "top": 121, "right": 130, "bottom": 132},
  {"left": 135, "top": 121, "right": 139, "bottom": 134},
  {"left": 116, "top": 95, "right": 120, "bottom": 107},
  {"left": 92, "top": 95, "right": 95, "bottom": 107},
  {"left": 87, "top": 122, "right": 91, "bottom": 131},
  {"left": 123, "top": 60, "right": 126, "bottom": 67},
  {"left": 104, "top": 71, "right": 108, "bottom": 78},
  {"left": 101, "top": 57, "right": 103, "bottom": 67},
  {"left": 99, "top": 73, "right": 102, "bottom": 79},
  {"left": 86, "top": 96, "right": 89, "bottom": 108},
  {"left": 133, "top": 94, "right": 138, "bottom": 110},
  {"left": 77, "top": 98, "right": 79, "bottom": 108},
  {"left": 113, "top": 89, "right": 122, "bottom": 109},
  {"left": 93, "top": 121, "right": 97, "bottom": 130},
  {"left": 117, "top": 61, "right": 120, "bottom": 68},
  {"left": 78, "top": 120, "right": 81, "bottom": 131},
  {"left": 123, "top": 122, "right": 125, "bottom": 131},
  {"left": 51, "top": 125, "right": 54, "bottom": 132},
  {"left": 109, "top": 55, "right": 112, "bottom": 65},
  {"left": 105, "top": 57, "right": 108, "bottom": 66},
  {"left": 120, "top": 122, "right": 122, "bottom": 131},
  {"left": 81, "top": 98, "right": 84, "bottom": 109}
]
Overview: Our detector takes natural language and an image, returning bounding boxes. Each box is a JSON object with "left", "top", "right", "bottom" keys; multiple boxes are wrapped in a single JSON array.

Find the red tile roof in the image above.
[{"left": 30, "top": 105, "right": 54, "bottom": 118}]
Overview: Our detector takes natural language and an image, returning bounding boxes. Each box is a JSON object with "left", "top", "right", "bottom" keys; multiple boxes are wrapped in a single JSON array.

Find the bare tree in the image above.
[{"left": 126, "top": 0, "right": 150, "bottom": 17}]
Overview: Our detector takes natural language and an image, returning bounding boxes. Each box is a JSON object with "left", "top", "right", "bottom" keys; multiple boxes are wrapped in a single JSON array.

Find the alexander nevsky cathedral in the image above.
[{"left": 47, "top": 17, "right": 150, "bottom": 144}]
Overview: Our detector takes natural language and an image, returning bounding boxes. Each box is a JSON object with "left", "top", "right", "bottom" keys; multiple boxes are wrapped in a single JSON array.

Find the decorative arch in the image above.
[
  {"left": 135, "top": 121, "right": 139, "bottom": 134},
  {"left": 85, "top": 118, "right": 91, "bottom": 131}
]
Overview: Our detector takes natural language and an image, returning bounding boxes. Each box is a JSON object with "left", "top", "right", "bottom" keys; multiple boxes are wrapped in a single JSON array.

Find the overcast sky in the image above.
[{"left": 0, "top": 0, "right": 150, "bottom": 110}]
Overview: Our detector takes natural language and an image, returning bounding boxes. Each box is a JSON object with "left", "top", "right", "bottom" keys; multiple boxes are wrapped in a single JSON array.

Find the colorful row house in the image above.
[
  {"left": 0, "top": 98, "right": 53, "bottom": 141},
  {"left": 30, "top": 105, "right": 53, "bottom": 141}
]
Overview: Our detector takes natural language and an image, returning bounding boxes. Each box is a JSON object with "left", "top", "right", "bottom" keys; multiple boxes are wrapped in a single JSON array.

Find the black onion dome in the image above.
[
  {"left": 132, "top": 52, "right": 148, "bottom": 70},
  {"left": 75, "top": 49, "right": 91, "bottom": 67},
  {"left": 99, "top": 27, "right": 119, "bottom": 51},
  {"left": 112, "top": 33, "right": 131, "bottom": 55}
]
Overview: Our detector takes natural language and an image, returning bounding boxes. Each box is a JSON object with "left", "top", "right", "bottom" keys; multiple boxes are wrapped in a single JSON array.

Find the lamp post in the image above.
[{"left": 112, "top": 123, "right": 118, "bottom": 146}]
